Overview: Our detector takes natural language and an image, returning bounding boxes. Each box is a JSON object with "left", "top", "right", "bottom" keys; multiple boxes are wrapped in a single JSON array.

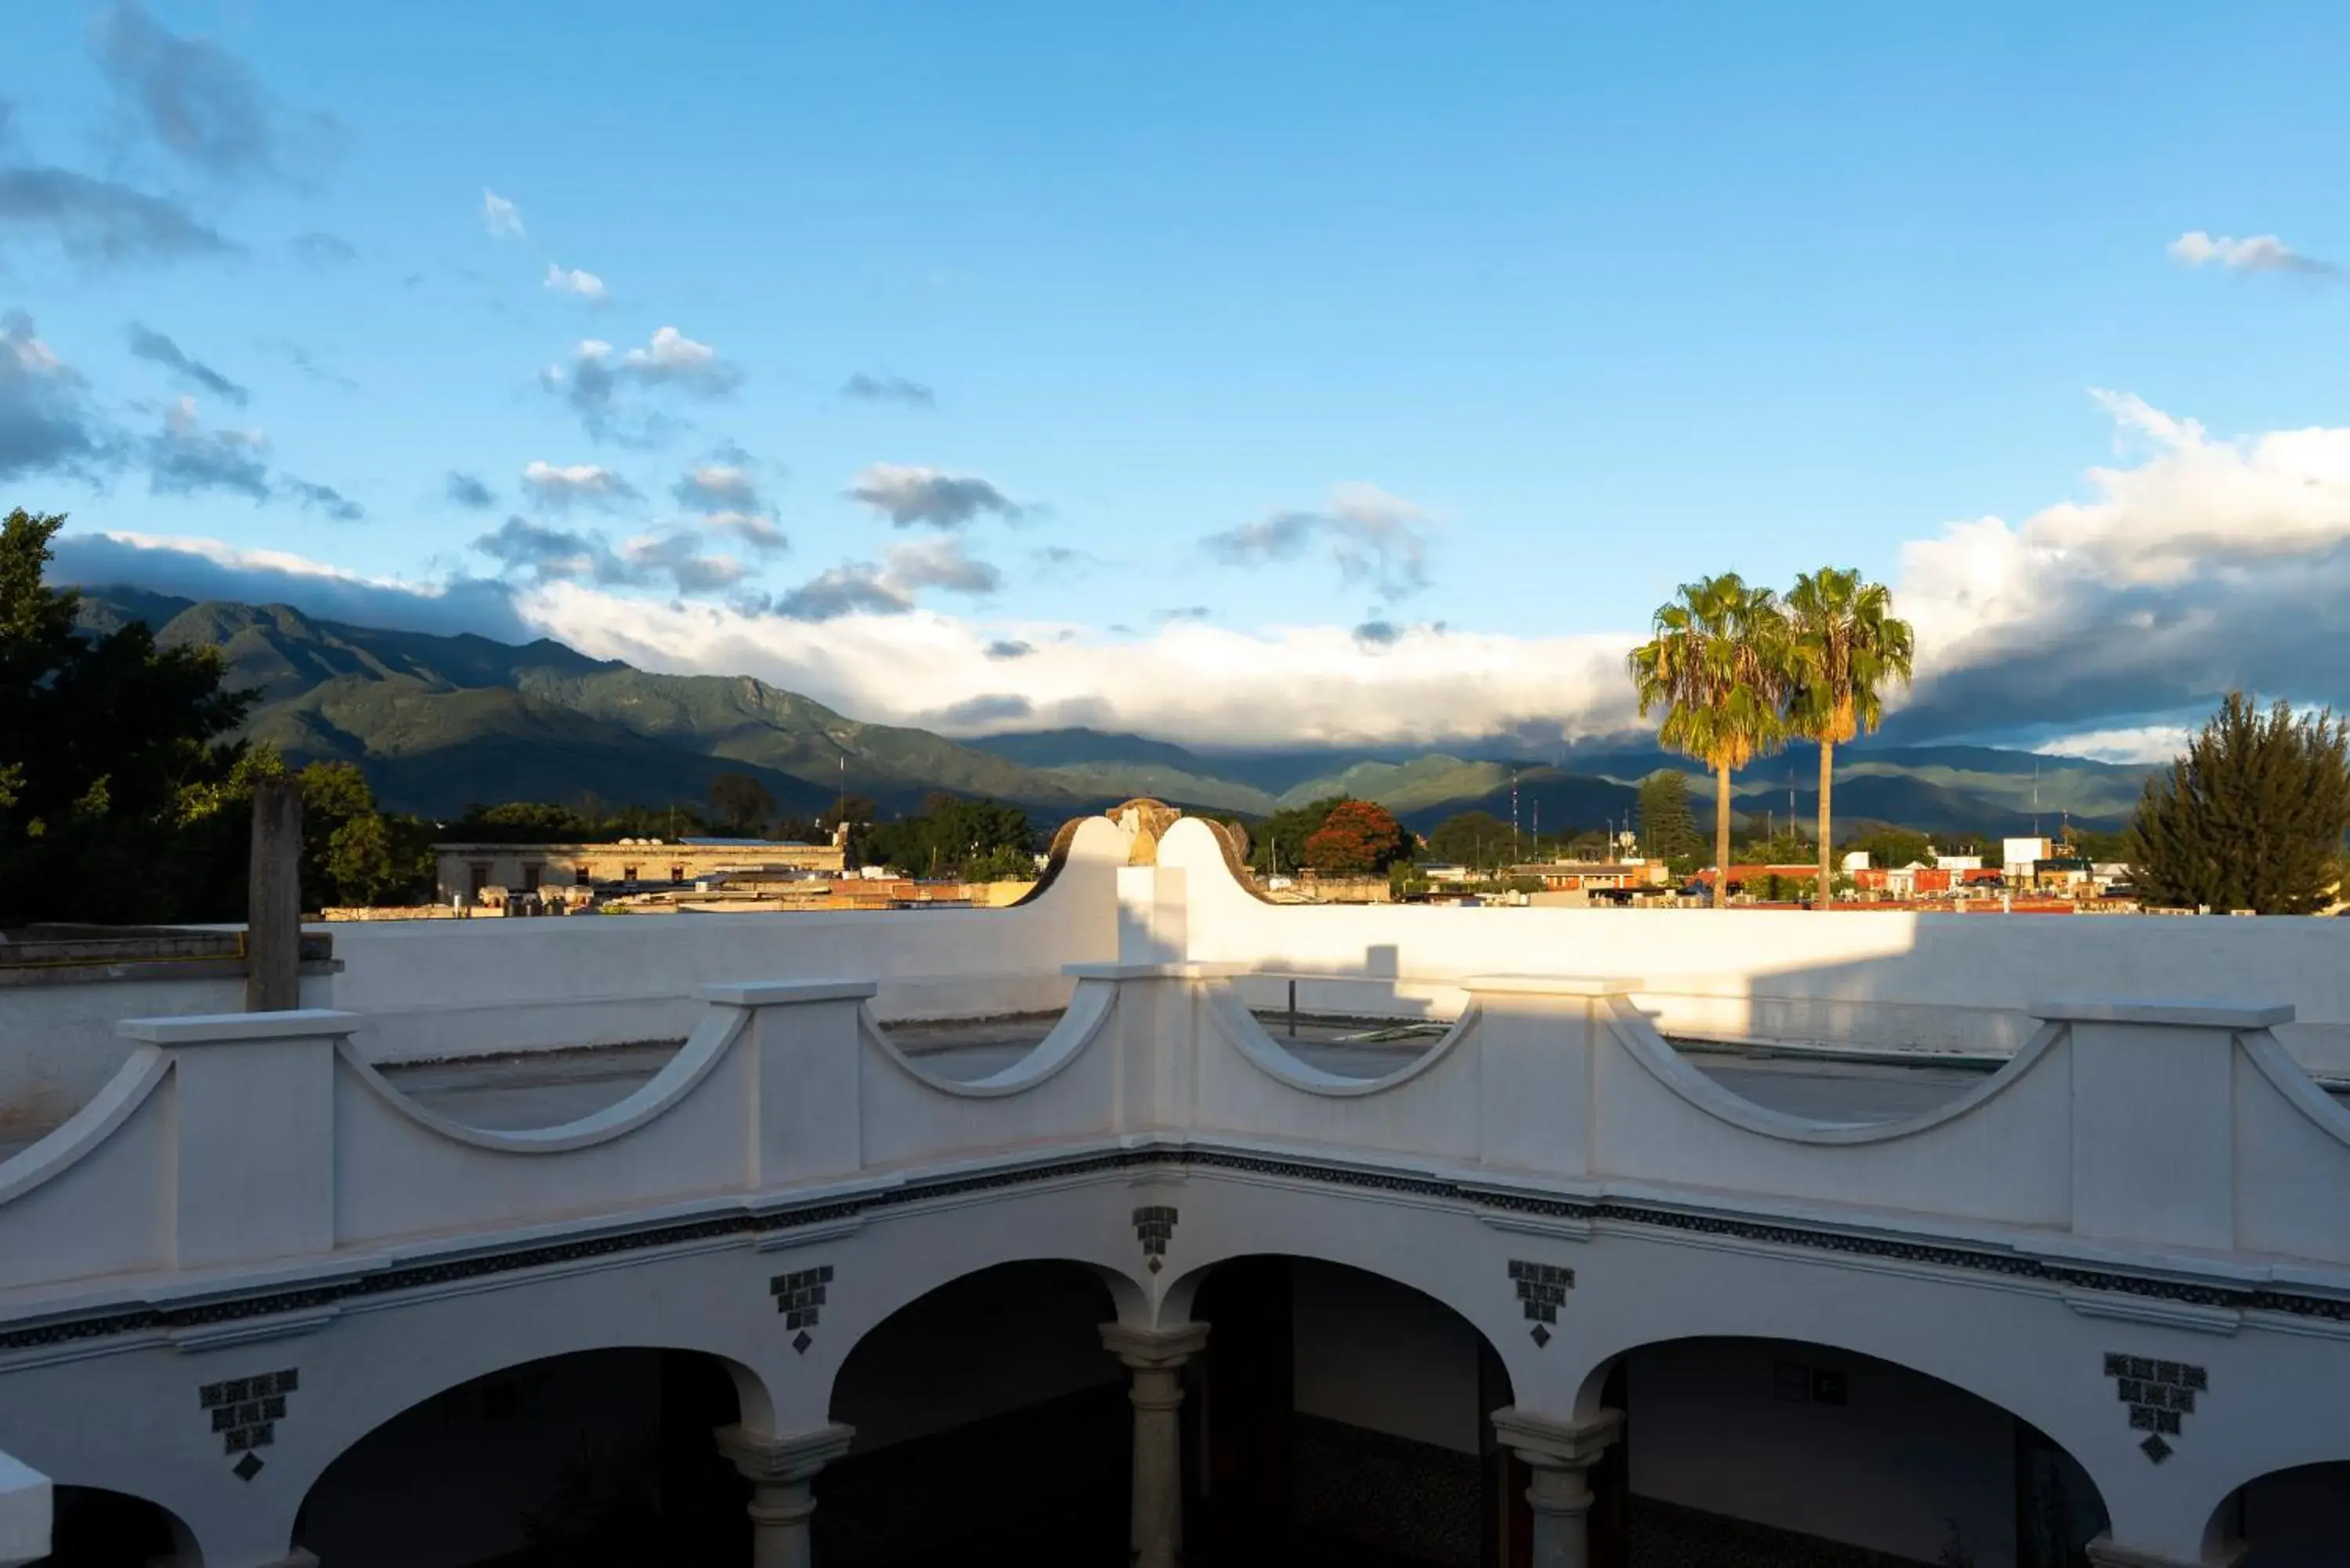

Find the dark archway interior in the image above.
[
  {"left": 41, "top": 1486, "right": 183, "bottom": 1567},
  {"left": 1596, "top": 1336, "right": 2110, "bottom": 1568},
  {"left": 293, "top": 1347, "right": 747, "bottom": 1568},
  {"left": 817, "top": 1259, "right": 1130, "bottom": 1566},
  {"left": 1189, "top": 1255, "right": 1519, "bottom": 1568},
  {"left": 2214, "top": 1461, "right": 2350, "bottom": 1566}
]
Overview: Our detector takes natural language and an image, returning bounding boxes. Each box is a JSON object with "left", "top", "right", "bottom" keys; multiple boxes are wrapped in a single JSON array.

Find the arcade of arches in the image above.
[{"left": 31, "top": 1259, "right": 2348, "bottom": 1566}]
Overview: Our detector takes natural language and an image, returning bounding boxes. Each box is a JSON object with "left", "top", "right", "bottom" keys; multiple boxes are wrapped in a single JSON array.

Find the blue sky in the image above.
[{"left": 7, "top": 2, "right": 2350, "bottom": 752}]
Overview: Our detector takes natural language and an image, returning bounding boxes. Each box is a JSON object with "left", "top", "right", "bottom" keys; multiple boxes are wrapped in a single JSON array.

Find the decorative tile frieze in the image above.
[
  {"left": 772, "top": 1265, "right": 833, "bottom": 1354},
  {"left": 1509, "top": 1259, "right": 1574, "bottom": 1346},
  {"left": 2102, "top": 1351, "right": 2204, "bottom": 1461},
  {"left": 198, "top": 1367, "right": 299, "bottom": 1479},
  {"left": 1133, "top": 1205, "right": 1178, "bottom": 1274},
  {"left": 14, "top": 1145, "right": 2350, "bottom": 1356}
]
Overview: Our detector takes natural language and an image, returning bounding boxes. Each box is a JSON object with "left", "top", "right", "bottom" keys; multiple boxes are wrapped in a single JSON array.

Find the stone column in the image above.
[
  {"left": 715, "top": 1422, "right": 856, "bottom": 1568},
  {"left": 1491, "top": 1406, "right": 1623, "bottom": 1568},
  {"left": 1101, "top": 1322, "right": 1209, "bottom": 1568}
]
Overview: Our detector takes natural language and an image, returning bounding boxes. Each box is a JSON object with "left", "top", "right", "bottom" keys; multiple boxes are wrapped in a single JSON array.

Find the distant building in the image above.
[
  {"left": 2003, "top": 836, "right": 2054, "bottom": 882},
  {"left": 434, "top": 834, "right": 848, "bottom": 905}
]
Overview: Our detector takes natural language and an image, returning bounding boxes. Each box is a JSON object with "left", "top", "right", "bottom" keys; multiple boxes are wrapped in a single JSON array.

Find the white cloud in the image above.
[
  {"left": 2036, "top": 726, "right": 2193, "bottom": 766},
  {"left": 2167, "top": 230, "right": 2333, "bottom": 276},
  {"left": 518, "top": 582, "right": 1635, "bottom": 744},
  {"left": 846, "top": 463, "right": 1023, "bottom": 528},
  {"left": 1203, "top": 481, "right": 1436, "bottom": 598},
  {"left": 544, "top": 263, "right": 606, "bottom": 302},
  {"left": 482, "top": 189, "right": 524, "bottom": 240},
  {"left": 519, "top": 460, "right": 639, "bottom": 510}
]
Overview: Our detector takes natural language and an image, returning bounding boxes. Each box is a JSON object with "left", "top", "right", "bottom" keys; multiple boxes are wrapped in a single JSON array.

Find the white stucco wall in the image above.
[{"left": 1159, "top": 820, "right": 2350, "bottom": 1073}]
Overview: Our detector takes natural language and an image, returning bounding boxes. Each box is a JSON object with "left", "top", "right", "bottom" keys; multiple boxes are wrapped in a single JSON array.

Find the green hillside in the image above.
[{"left": 74, "top": 587, "right": 2155, "bottom": 836}]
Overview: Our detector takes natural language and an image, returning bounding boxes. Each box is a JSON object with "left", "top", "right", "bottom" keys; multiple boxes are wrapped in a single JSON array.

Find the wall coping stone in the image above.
[
  {"left": 699, "top": 981, "right": 879, "bottom": 1006},
  {"left": 118, "top": 1009, "right": 360, "bottom": 1045},
  {"left": 2031, "top": 999, "right": 2294, "bottom": 1029}
]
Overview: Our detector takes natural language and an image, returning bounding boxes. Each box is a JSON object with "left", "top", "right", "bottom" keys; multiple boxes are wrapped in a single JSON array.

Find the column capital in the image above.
[
  {"left": 1491, "top": 1405, "right": 1623, "bottom": 1469},
  {"left": 714, "top": 1422, "right": 856, "bottom": 1484},
  {"left": 1100, "top": 1321, "right": 1210, "bottom": 1371},
  {"left": 2086, "top": 1539, "right": 2247, "bottom": 1568}
]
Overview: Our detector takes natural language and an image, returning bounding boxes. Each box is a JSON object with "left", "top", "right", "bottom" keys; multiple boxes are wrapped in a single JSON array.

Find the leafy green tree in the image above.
[
  {"left": 1426, "top": 810, "right": 1512, "bottom": 869},
  {"left": 1852, "top": 827, "right": 1932, "bottom": 870},
  {"left": 707, "top": 771, "right": 776, "bottom": 835},
  {"left": 1629, "top": 573, "right": 1790, "bottom": 908},
  {"left": 866, "top": 794, "right": 1037, "bottom": 880},
  {"left": 1249, "top": 797, "right": 1347, "bottom": 875},
  {"left": 2128, "top": 692, "right": 2350, "bottom": 914},
  {"left": 1, "top": 509, "right": 257, "bottom": 926},
  {"left": 1299, "top": 799, "right": 1412, "bottom": 875},
  {"left": 1635, "top": 771, "right": 1705, "bottom": 874},
  {"left": 1784, "top": 567, "right": 1914, "bottom": 908}
]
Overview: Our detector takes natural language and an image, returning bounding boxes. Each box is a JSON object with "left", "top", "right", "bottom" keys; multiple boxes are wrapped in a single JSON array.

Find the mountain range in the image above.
[{"left": 76, "top": 587, "right": 2153, "bottom": 837}]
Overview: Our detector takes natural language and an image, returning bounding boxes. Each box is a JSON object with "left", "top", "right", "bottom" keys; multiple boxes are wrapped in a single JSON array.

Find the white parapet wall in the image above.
[
  {"left": 1157, "top": 818, "right": 2350, "bottom": 1074},
  {"left": 0, "top": 819, "right": 1133, "bottom": 1142}
]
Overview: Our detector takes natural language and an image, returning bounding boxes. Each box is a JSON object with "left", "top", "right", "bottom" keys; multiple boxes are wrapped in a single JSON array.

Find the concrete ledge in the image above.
[
  {"left": 2032, "top": 999, "right": 2294, "bottom": 1029},
  {"left": 1062, "top": 962, "right": 1246, "bottom": 981},
  {"left": 1462, "top": 974, "right": 1642, "bottom": 997},
  {"left": 699, "top": 980, "right": 878, "bottom": 1006},
  {"left": 118, "top": 1008, "right": 361, "bottom": 1044}
]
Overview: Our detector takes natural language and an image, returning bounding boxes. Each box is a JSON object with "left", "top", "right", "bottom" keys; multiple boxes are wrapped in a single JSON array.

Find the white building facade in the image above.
[{"left": 1, "top": 811, "right": 2346, "bottom": 1566}]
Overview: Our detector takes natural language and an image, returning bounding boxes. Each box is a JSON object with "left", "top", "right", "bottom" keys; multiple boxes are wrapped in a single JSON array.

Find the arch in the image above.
[
  {"left": 858, "top": 981, "right": 1113, "bottom": 1097},
  {"left": 42, "top": 1484, "right": 196, "bottom": 1567},
  {"left": 1177, "top": 1252, "right": 1522, "bottom": 1568},
  {"left": 1199, "top": 982, "right": 1477, "bottom": 1097},
  {"left": 819, "top": 1259, "right": 1142, "bottom": 1565},
  {"left": 296, "top": 1346, "right": 763, "bottom": 1568},
  {"left": 1572, "top": 1334, "right": 2112, "bottom": 1568},
  {"left": 2202, "top": 1459, "right": 2350, "bottom": 1563}
]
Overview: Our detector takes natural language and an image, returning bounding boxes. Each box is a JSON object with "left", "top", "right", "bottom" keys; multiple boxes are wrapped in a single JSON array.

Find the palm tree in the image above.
[
  {"left": 1629, "top": 574, "right": 1789, "bottom": 909},
  {"left": 1784, "top": 568, "right": 1915, "bottom": 909}
]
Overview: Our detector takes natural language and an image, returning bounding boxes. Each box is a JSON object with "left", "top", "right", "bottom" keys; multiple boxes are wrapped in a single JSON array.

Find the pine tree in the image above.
[
  {"left": 1635, "top": 771, "right": 1705, "bottom": 874},
  {"left": 2127, "top": 692, "right": 2350, "bottom": 915}
]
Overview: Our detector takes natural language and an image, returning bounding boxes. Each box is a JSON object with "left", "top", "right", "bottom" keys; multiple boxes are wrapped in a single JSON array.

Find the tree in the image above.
[
  {"left": 1299, "top": 799, "right": 1412, "bottom": 875},
  {"left": 707, "top": 771, "right": 776, "bottom": 836},
  {"left": 865, "top": 794, "right": 1037, "bottom": 880},
  {"left": 1852, "top": 827, "right": 1932, "bottom": 871},
  {"left": 1427, "top": 811, "right": 1512, "bottom": 869},
  {"left": 1634, "top": 771, "right": 1705, "bottom": 873},
  {"left": 1249, "top": 797, "right": 1347, "bottom": 875},
  {"left": 1629, "top": 574, "right": 1789, "bottom": 909},
  {"left": 2127, "top": 692, "right": 2350, "bottom": 914},
  {"left": 1784, "top": 567, "right": 1914, "bottom": 909},
  {"left": 1, "top": 508, "right": 257, "bottom": 926}
]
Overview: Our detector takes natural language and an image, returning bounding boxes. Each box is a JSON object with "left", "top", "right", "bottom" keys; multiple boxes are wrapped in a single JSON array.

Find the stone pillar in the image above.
[
  {"left": 1101, "top": 1322, "right": 1209, "bottom": 1568},
  {"left": 1490, "top": 1407, "right": 1623, "bottom": 1568},
  {"left": 714, "top": 1422, "right": 855, "bottom": 1568},
  {"left": 246, "top": 778, "right": 303, "bottom": 1012}
]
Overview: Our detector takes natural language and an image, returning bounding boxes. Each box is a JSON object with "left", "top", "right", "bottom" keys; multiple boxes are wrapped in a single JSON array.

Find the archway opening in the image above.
[
  {"left": 818, "top": 1259, "right": 1130, "bottom": 1566},
  {"left": 295, "top": 1347, "right": 748, "bottom": 1568},
  {"left": 2207, "top": 1461, "right": 2350, "bottom": 1565},
  {"left": 1590, "top": 1336, "right": 2109, "bottom": 1568},
  {"left": 40, "top": 1487, "right": 190, "bottom": 1567},
  {"left": 1188, "top": 1255, "right": 1516, "bottom": 1568}
]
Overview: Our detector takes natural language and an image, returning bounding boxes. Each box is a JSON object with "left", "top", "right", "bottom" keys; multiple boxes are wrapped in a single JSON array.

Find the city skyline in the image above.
[{"left": 7, "top": 2, "right": 2350, "bottom": 756}]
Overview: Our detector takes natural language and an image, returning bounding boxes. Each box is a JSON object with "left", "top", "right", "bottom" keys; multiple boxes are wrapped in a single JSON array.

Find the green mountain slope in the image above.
[{"left": 72, "top": 588, "right": 2155, "bottom": 836}]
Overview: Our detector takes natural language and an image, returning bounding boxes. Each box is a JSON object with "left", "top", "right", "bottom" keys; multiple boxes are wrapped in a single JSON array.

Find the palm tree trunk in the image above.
[
  {"left": 1713, "top": 760, "right": 1732, "bottom": 909},
  {"left": 1816, "top": 739, "right": 1835, "bottom": 909}
]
